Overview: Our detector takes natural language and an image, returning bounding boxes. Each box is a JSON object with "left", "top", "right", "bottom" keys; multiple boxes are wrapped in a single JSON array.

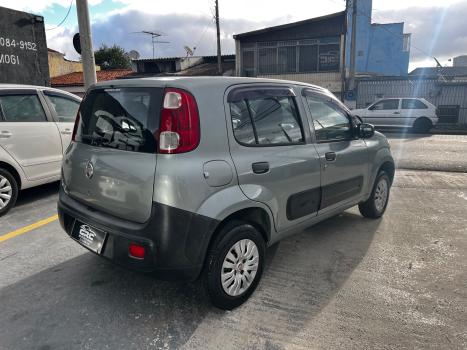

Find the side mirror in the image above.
[{"left": 358, "top": 123, "right": 375, "bottom": 139}]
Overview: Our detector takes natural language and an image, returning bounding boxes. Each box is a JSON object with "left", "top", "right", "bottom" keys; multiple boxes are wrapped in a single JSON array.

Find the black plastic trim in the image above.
[
  {"left": 227, "top": 86, "right": 295, "bottom": 103},
  {"left": 58, "top": 186, "right": 220, "bottom": 281},
  {"left": 286, "top": 187, "right": 321, "bottom": 220},
  {"left": 320, "top": 176, "right": 363, "bottom": 209}
]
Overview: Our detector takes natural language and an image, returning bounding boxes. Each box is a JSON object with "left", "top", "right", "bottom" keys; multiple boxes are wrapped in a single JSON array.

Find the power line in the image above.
[{"left": 46, "top": 0, "right": 74, "bottom": 31}]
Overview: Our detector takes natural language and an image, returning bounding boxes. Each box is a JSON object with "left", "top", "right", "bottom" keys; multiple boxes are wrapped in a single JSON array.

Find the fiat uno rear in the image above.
[{"left": 58, "top": 77, "right": 394, "bottom": 309}]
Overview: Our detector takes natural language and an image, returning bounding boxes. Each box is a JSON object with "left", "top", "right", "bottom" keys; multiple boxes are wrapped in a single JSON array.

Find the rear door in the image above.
[
  {"left": 226, "top": 85, "right": 321, "bottom": 232},
  {"left": 0, "top": 89, "right": 63, "bottom": 180},
  {"left": 302, "top": 90, "right": 369, "bottom": 214},
  {"left": 364, "top": 99, "right": 401, "bottom": 126},
  {"left": 42, "top": 90, "right": 81, "bottom": 151},
  {"left": 401, "top": 98, "right": 429, "bottom": 126},
  {"left": 62, "top": 87, "right": 163, "bottom": 223}
]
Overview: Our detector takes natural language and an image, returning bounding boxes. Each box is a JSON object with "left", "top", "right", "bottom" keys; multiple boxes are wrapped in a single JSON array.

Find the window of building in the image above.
[
  {"left": 242, "top": 36, "right": 340, "bottom": 75},
  {"left": 229, "top": 93, "right": 304, "bottom": 146},
  {"left": 401, "top": 99, "right": 427, "bottom": 110},
  {"left": 369, "top": 99, "right": 399, "bottom": 110},
  {"left": 403, "top": 34, "right": 411, "bottom": 52},
  {"left": 305, "top": 95, "right": 352, "bottom": 142},
  {"left": 0, "top": 94, "right": 47, "bottom": 122}
]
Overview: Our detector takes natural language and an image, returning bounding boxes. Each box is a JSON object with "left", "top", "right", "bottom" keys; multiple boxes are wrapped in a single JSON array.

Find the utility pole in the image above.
[
  {"left": 215, "top": 0, "right": 222, "bottom": 75},
  {"left": 349, "top": 0, "right": 357, "bottom": 91},
  {"left": 76, "top": 0, "right": 97, "bottom": 89}
]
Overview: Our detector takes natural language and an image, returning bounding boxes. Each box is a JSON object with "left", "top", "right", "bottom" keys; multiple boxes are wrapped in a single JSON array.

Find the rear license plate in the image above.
[{"left": 72, "top": 221, "right": 107, "bottom": 254}]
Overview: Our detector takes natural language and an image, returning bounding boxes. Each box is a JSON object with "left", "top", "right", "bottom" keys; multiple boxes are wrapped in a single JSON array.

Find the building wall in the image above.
[
  {"left": 356, "top": 79, "right": 467, "bottom": 125},
  {"left": 345, "top": 0, "right": 410, "bottom": 76},
  {"left": 258, "top": 72, "right": 342, "bottom": 93},
  {"left": 235, "top": 14, "right": 345, "bottom": 94},
  {"left": 48, "top": 51, "right": 83, "bottom": 78}
]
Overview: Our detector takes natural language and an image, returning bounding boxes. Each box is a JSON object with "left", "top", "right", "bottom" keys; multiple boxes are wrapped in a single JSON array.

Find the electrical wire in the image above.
[{"left": 46, "top": 0, "right": 74, "bottom": 31}]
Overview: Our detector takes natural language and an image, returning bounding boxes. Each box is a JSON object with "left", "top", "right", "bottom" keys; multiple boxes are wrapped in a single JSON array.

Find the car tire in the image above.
[
  {"left": 0, "top": 168, "right": 19, "bottom": 217},
  {"left": 413, "top": 118, "right": 432, "bottom": 134},
  {"left": 204, "top": 220, "right": 265, "bottom": 310},
  {"left": 359, "top": 171, "right": 390, "bottom": 219}
]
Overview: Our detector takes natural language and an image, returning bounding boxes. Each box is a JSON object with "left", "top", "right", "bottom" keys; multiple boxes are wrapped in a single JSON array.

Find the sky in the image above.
[{"left": 1, "top": 0, "right": 466, "bottom": 71}]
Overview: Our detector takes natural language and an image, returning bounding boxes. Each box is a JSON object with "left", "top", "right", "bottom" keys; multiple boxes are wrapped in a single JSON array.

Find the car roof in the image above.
[
  {"left": 0, "top": 84, "right": 81, "bottom": 100},
  {"left": 92, "top": 76, "right": 330, "bottom": 94}
]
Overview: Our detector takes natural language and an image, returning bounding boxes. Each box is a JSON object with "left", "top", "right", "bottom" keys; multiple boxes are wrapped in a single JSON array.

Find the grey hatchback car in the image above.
[{"left": 58, "top": 77, "right": 395, "bottom": 309}]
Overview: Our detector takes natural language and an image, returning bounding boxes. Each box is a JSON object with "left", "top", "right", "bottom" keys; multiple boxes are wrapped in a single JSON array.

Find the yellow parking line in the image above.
[{"left": 0, "top": 214, "right": 58, "bottom": 243}]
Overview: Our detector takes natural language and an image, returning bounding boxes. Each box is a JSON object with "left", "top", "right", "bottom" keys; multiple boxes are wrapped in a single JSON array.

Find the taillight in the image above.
[
  {"left": 158, "top": 88, "right": 200, "bottom": 154},
  {"left": 71, "top": 109, "right": 80, "bottom": 142}
]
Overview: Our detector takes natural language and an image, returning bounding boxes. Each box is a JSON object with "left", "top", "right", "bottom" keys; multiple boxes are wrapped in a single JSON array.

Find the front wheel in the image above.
[
  {"left": 359, "top": 171, "right": 391, "bottom": 219},
  {"left": 0, "top": 168, "right": 18, "bottom": 217},
  {"left": 204, "top": 221, "right": 265, "bottom": 310}
]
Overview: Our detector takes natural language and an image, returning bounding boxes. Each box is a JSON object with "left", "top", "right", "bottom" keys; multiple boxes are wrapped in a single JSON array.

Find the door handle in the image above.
[
  {"left": 393, "top": 111, "right": 400, "bottom": 114},
  {"left": 252, "top": 162, "right": 269, "bottom": 174},
  {"left": 325, "top": 152, "right": 336, "bottom": 162},
  {"left": 61, "top": 130, "right": 72, "bottom": 135},
  {"left": 0, "top": 131, "right": 12, "bottom": 138}
]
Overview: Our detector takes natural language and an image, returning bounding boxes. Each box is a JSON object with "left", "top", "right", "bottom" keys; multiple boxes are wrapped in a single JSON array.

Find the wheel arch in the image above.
[
  {"left": 0, "top": 161, "right": 22, "bottom": 189},
  {"left": 378, "top": 160, "right": 395, "bottom": 185}
]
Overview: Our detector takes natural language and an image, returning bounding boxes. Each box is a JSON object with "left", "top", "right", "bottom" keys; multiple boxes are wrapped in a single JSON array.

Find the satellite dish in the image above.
[
  {"left": 184, "top": 45, "right": 195, "bottom": 57},
  {"left": 128, "top": 50, "right": 140, "bottom": 60}
]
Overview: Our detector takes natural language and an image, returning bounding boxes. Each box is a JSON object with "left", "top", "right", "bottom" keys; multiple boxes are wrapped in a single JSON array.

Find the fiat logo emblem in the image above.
[{"left": 85, "top": 161, "right": 94, "bottom": 179}]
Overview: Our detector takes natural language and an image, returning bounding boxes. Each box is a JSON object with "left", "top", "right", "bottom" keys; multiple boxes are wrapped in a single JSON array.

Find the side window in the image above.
[
  {"left": 369, "top": 99, "right": 399, "bottom": 111},
  {"left": 305, "top": 95, "right": 352, "bottom": 142},
  {"left": 0, "top": 94, "right": 47, "bottom": 122},
  {"left": 229, "top": 93, "right": 304, "bottom": 146},
  {"left": 402, "top": 99, "right": 427, "bottom": 110},
  {"left": 45, "top": 94, "right": 80, "bottom": 122},
  {"left": 230, "top": 100, "right": 256, "bottom": 145}
]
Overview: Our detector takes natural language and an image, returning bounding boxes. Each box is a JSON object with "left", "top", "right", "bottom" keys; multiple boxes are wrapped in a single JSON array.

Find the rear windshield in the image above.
[{"left": 75, "top": 87, "right": 163, "bottom": 153}]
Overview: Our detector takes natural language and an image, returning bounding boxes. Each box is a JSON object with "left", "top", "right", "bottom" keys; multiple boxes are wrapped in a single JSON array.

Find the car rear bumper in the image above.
[{"left": 57, "top": 185, "right": 219, "bottom": 281}]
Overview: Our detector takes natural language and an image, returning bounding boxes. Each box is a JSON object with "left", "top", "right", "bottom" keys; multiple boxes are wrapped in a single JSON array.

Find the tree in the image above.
[{"left": 94, "top": 44, "right": 131, "bottom": 70}]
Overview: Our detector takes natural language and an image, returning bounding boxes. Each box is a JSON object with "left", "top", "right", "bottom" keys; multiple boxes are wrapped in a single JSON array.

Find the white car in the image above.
[
  {"left": 352, "top": 98, "right": 438, "bottom": 133},
  {"left": 0, "top": 84, "right": 81, "bottom": 216}
]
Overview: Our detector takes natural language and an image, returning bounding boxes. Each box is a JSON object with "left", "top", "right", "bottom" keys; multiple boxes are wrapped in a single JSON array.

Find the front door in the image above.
[
  {"left": 302, "top": 90, "right": 369, "bottom": 214},
  {"left": 0, "top": 90, "right": 63, "bottom": 180},
  {"left": 226, "top": 85, "right": 321, "bottom": 232},
  {"left": 364, "top": 99, "right": 401, "bottom": 127}
]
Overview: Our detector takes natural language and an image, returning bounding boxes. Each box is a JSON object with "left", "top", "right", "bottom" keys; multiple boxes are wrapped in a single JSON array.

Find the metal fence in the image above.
[{"left": 356, "top": 79, "right": 467, "bottom": 124}]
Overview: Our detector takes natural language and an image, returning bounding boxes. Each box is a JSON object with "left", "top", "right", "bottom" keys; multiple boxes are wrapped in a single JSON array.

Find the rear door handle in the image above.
[
  {"left": 325, "top": 152, "right": 336, "bottom": 162},
  {"left": 252, "top": 162, "right": 269, "bottom": 174},
  {"left": 61, "top": 129, "right": 72, "bottom": 135},
  {"left": 0, "top": 131, "right": 12, "bottom": 138},
  {"left": 394, "top": 111, "right": 400, "bottom": 114}
]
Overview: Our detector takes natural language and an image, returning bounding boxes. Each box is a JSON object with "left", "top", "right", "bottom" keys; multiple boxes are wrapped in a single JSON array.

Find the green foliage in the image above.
[{"left": 94, "top": 44, "right": 131, "bottom": 70}]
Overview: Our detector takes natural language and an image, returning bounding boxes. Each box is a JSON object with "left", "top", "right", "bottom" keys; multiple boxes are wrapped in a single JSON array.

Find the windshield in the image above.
[{"left": 75, "top": 87, "right": 164, "bottom": 153}]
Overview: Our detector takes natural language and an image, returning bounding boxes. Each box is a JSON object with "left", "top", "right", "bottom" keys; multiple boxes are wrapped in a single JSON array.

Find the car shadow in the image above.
[
  {"left": 15, "top": 181, "right": 59, "bottom": 208},
  {"left": 378, "top": 128, "right": 432, "bottom": 140},
  {"left": 0, "top": 211, "right": 380, "bottom": 349}
]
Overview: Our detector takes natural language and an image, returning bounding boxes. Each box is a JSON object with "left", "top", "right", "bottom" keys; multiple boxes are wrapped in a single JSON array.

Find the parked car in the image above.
[
  {"left": 58, "top": 77, "right": 395, "bottom": 309},
  {"left": 352, "top": 98, "right": 438, "bottom": 133},
  {"left": 0, "top": 84, "right": 81, "bottom": 216}
]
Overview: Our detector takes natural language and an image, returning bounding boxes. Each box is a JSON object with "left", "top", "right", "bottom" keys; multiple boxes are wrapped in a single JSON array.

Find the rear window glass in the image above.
[{"left": 76, "top": 87, "right": 163, "bottom": 153}]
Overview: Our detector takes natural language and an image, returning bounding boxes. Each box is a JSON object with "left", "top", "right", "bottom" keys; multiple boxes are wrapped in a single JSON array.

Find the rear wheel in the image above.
[
  {"left": 359, "top": 171, "right": 390, "bottom": 219},
  {"left": 413, "top": 118, "right": 432, "bottom": 134},
  {"left": 0, "top": 168, "right": 18, "bottom": 217},
  {"left": 204, "top": 221, "right": 265, "bottom": 310}
]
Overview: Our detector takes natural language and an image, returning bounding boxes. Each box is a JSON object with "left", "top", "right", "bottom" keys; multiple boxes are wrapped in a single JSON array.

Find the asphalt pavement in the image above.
[{"left": 0, "top": 134, "right": 466, "bottom": 350}]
